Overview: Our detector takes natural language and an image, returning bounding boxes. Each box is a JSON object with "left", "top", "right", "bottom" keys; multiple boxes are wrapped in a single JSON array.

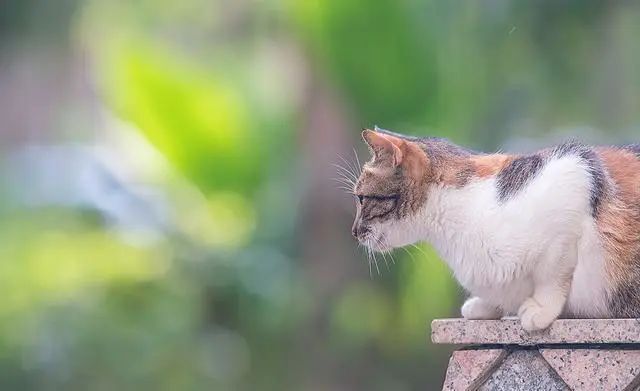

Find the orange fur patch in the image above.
[
  {"left": 596, "top": 148, "right": 640, "bottom": 292},
  {"left": 471, "top": 154, "right": 515, "bottom": 178}
]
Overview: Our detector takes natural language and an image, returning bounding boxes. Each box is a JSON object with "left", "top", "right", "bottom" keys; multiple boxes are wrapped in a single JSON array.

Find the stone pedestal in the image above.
[{"left": 432, "top": 318, "right": 640, "bottom": 390}]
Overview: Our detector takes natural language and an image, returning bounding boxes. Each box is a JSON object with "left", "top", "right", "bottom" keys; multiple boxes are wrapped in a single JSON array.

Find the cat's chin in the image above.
[{"left": 362, "top": 234, "right": 393, "bottom": 253}]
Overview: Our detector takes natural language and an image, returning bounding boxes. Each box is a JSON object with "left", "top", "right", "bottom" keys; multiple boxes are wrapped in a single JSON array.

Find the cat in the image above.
[{"left": 350, "top": 127, "right": 640, "bottom": 331}]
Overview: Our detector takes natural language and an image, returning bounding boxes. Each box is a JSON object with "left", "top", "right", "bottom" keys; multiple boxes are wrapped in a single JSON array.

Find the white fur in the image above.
[{"left": 374, "top": 155, "right": 610, "bottom": 329}]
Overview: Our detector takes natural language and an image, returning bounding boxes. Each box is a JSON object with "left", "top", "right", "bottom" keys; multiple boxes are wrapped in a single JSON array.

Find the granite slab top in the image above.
[{"left": 431, "top": 318, "right": 640, "bottom": 345}]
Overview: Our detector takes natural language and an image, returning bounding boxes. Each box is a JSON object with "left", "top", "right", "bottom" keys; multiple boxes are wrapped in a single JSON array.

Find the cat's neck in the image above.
[
  {"left": 415, "top": 171, "right": 499, "bottom": 242},
  {"left": 417, "top": 138, "right": 515, "bottom": 189}
]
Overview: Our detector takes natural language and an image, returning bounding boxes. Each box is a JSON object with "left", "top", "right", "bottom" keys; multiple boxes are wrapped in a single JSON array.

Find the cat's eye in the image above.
[
  {"left": 366, "top": 195, "right": 398, "bottom": 219},
  {"left": 355, "top": 194, "right": 397, "bottom": 204},
  {"left": 366, "top": 194, "right": 398, "bottom": 202}
]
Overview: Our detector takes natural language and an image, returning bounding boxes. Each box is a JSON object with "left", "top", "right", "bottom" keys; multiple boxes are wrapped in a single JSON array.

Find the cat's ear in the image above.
[{"left": 362, "top": 129, "right": 404, "bottom": 166}]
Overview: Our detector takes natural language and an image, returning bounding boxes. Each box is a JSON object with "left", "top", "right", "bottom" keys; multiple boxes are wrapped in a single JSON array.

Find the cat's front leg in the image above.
[
  {"left": 518, "top": 243, "right": 577, "bottom": 331},
  {"left": 518, "top": 289, "right": 566, "bottom": 331},
  {"left": 461, "top": 296, "right": 503, "bottom": 320}
]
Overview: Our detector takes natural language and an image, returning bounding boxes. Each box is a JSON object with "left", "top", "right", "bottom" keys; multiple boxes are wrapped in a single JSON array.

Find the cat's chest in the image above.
[
  {"left": 421, "top": 181, "right": 540, "bottom": 295},
  {"left": 433, "top": 232, "right": 533, "bottom": 310},
  {"left": 428, "top": 221, "right": 529, "bottom": 289}
]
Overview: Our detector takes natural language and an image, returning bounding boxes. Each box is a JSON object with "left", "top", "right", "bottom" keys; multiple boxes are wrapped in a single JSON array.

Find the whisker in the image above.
[
  {"left": 410, "top": 243, "right": 430, "bottom": 259},
  {"left": 331, "top": 176, "right": 355, "bottom": 187},
  {"left": 334, "top": 158, "right": 358, "bottom": 180},
  {"left": 387, "top": 249, "right": 397, "bottom": 265},
  {"left": 380, "top": 248, "right": 390, "bottom": 271},
  {"left": 332, "top": 162, "right": 356, "bottom": 177},
  {"left": 332, "top": 179, "right": 355, "bottom": 189},
  {"left": 353, "top": 147, "right": 362, "bottom": 173},
  {"left": 371, "top": 243, "right": 380, "bottom": 276},
  {"left": 332, "top": 163, "right": 358, "bottom": 183},
  {"left": 365, "top": 244, "right": 374, "bottom": 278},
  {"left": 366, "top": 238, "right": 381, "bottom": 276},
  {"left": 371, "top": 234, "right": 392, "bottom": 270},
  {"left": 373, "top": 253, "right": 380, "bottom": 275},
  {"left": 332, "top": 160, "right": 355, "bottom": 173},
  {"left": 332, "top": 178, "right": 356, "bottom": 191},
  {"left": 399, "top": 246, "right": 417, "bottom": 264},
  {"left": 359, "top": 242, "right": 373, "bottom": 279},
  {"left": 337, "top": 154, "right": 359, "bottom": 180},
  {"left": 337, "top": 153, "right": 355, "bottom": 172}
]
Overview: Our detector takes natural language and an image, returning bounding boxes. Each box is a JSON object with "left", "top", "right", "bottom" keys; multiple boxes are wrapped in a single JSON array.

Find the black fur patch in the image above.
[
  {"left": 583, "top": 151, "right": 607, "bottom": 217},
  {"left": 608, "top": 270, "right": 640, "bottom": 318},
  {"left": 496, "top": 155, "right": 544, "bottom": 202}
]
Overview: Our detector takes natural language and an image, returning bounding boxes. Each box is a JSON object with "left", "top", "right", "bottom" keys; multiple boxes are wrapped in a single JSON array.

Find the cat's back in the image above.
[
  {"left": 481, "top": 142, "right": 599, "bottom": 230},
  {"left": 431, "top": 143, "right": 599, "bottom": 272}
]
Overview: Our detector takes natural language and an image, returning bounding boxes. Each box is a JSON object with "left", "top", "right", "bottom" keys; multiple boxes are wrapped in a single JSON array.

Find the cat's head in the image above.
[{"left": 351, "top": 129, "right": 431, "bottom": 251}]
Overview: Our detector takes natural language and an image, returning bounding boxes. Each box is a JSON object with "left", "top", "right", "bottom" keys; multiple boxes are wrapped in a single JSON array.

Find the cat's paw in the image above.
[
  {"left": 461, "top": 297, "right": 502, "bottom": 320},
  {"left": 518, "top": 298, "right": 557, "bottom": 331}
]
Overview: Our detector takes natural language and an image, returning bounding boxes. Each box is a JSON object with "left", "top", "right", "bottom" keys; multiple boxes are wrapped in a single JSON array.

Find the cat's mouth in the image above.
[{"left": 363, "top": 232, "right": 392, "bottom": 252}]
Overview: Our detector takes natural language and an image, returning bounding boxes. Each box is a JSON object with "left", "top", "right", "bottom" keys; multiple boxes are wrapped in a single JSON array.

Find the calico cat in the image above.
[{"left": 351, "top": 128, "right": 640, "bottom": 331}]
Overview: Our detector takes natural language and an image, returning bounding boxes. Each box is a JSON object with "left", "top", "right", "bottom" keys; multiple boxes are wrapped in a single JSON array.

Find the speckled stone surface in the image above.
[
  {"left": 478, "top": 350, "right": 568, "bottom": 391},
  {"left": 442, "top": 349, "right": 506, "bottom": 391},
  {"left": 433, "top": 319, "right": 640, "bottom": 390},
  {"left": 432, "top": 318, "right": 640, "bottom": 345},
  {"left": 540, "top": 349, "right": 640, "bottom": 391}
]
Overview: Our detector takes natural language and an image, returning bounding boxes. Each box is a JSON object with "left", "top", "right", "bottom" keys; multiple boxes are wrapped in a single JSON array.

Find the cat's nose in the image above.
[{"left": 351, "top": 223, "right": 369, "bottom": 239}]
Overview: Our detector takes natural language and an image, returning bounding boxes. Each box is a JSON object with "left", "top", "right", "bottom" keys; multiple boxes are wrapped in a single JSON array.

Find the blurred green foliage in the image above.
[{"left": 1, "top": 0, "right": 640, "bottom": 389}]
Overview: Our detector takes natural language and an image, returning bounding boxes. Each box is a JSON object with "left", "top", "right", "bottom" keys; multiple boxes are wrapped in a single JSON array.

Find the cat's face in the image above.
[{"left": 352, "top": 130, "right": 429, "bottom": 251}]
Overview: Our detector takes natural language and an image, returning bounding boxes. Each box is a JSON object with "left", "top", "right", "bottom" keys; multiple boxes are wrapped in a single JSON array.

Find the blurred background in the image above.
[{"left": 1, "top": 0, "right": 639, "bottom": 389}]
